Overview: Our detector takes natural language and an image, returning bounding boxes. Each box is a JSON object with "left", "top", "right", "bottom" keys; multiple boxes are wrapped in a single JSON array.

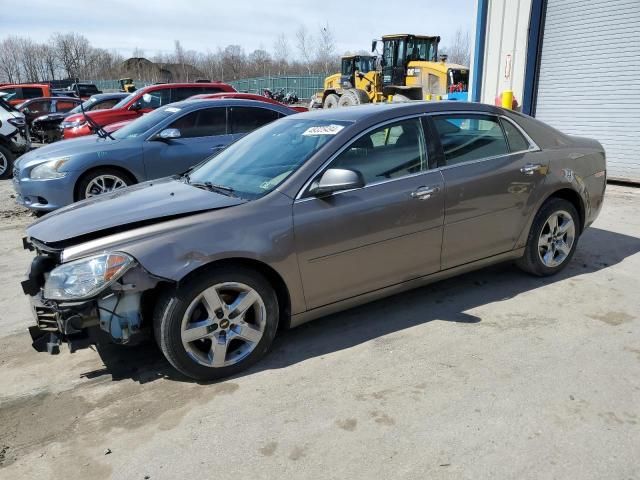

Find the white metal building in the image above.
[{"left": 471, "top": 0, "right": 640, "bottom": 183}]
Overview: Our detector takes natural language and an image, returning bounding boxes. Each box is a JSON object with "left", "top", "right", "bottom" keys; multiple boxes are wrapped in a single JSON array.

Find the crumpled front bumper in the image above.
[
  {"left": 27, "top": 293, "right": 105, "bottom": 354},
  {"left": 21, "top": 243, "right": 162, "bottom": 354}
]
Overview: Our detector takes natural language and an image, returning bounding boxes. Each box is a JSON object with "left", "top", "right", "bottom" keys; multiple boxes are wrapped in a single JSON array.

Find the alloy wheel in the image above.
[
  {"left": 180, "top": 282, "right": 266, "bottom": 368},
  {"left": 537, "top": 210, "right": 576, "bottom": 268},
  {"left": 84, "top": 174, "right": 128, "bottom": 198},
  {"left": 0, "top": 151, "right": 7, "bottom": 177}
]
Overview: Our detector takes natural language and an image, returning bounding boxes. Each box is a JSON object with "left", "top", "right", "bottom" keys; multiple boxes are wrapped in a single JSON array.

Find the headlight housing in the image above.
[
  {"left": 61, "top": 120, "right": 87, "bottom": 129},
  {"left": 30, "top": 158, "right": 70, "bottom": 180},
  {"left": 44, "top": 253, "right": 134, "bottom": 300}
]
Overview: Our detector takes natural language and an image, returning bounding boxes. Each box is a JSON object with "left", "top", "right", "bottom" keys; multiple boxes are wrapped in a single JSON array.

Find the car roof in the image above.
[
  {"left": 139, "top": 82, "right": 233, "bottom": 92},
  {"left": 291, "top": 101, "right": 504, "bottom": 122},
  {"left": 89, "top": 92, "right": 129, "bottom": 100},
  {"left": 21, "top": 96, "right": 81, "bottom": 103},
  {"left": 168, "top": 98, "right": 295, "bottom": 113}
]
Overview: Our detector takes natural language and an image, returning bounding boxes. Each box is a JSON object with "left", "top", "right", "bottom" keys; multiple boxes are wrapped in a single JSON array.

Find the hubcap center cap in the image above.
[{"left": 219, "top": 319, "right": 230, "bottom": 329}]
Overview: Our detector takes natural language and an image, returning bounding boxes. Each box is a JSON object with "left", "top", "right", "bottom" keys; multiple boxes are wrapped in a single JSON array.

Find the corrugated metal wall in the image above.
[{"left": 535, "top": 0, "right": 640, "bottom": 182}]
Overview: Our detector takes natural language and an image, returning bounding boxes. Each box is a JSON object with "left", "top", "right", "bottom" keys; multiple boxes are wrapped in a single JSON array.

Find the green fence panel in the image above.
[{"left": 229, "top": 75, "right": 325, "bottom": 100}]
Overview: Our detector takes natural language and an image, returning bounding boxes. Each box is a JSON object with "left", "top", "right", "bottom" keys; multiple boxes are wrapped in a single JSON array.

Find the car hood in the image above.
[
  {"left": 15, "top": 135, "right": 125, "bottom": 169},
  {"left": 27, "top": 177, "right": 246, "bottom": 245}
]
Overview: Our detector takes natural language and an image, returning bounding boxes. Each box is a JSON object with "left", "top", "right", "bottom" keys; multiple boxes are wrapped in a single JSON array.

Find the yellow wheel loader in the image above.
[
  {"left": 374, "top": 34, "right": 469, "bottom": 102},
  {"left": 315, "top": 55, "right": 380, "bottom": 108},
  {"left": 118, "top": 78, "right": 136, "bottom": 93}
]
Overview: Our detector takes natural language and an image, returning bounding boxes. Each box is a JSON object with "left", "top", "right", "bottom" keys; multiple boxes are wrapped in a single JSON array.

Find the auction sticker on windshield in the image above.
[{"left": 302, "top": 124, "right": 345, "bottom": 136}]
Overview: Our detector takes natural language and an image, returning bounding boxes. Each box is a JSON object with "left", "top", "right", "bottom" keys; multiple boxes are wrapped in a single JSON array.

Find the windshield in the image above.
[
  {"left": 406, "top": 37, "right": 438, "bottom": 62},
  {"left": 69, "top": 97, "right": 98, "bottom": 114},
  {"left": 188, "top": 118, "right": 351, "bottom": 200},
  {"left": 111, "top": 106, "right": 178, "bottom": 139},
  {"left": 0, "top": 97, "right": 18, "bottom": 112},
  {"left": 112, "top": 92, "right": 136, "bottom": 109}
]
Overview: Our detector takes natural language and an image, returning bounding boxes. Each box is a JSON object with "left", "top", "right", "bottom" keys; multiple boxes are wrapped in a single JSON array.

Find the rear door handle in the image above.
[
  {"left": 410, "top": 186, "right": 440, "bottom": 200},
  {"left": 520, "top": 163, "right": 543, "bottom": 175}
]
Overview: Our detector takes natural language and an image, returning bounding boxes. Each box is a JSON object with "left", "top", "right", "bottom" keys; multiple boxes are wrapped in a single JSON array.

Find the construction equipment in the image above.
[
  {"left": 374, "top": 34, "right": 469, "bottom": 102},
  {"left": 315, "top": 55, "right": 380, "bottom": 108},
  {"left": 118, "top": 78, "right": 136, "bottom": 93}
]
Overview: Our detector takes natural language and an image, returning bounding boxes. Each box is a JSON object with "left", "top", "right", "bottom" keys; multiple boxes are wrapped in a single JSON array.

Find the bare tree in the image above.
[
  {"left": 0, "top": 37, "right": 23, "bottom": 83},
  {"left": 315, "top": 23, "right": 336, "bottom": 74},
  {"left": 248, "top": 49, "right": 272, "bottom": 77},
  {"left": 296, "top": 26, "right": 313, "bottom": 74},
  {"left": 272, "top": 33, "right": 290, "bottom": 75},
  {"left": 441, "top": 28, "right": 471, "bottom": 66}
]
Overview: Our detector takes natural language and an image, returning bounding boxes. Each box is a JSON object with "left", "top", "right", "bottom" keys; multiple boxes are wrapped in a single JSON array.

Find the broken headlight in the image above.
[{"left": 44, "top": 253, "right": 134, "bottom": 300}]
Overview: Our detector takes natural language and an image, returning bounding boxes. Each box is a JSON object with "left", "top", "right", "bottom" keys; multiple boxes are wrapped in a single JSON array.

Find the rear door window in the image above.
[
  {"left": 171, "top": 87, "right": 206, "bottom": 102},
  {"left": 168, "top": 107, "right": 227, "bottom": 138},
  {"left": 229, "top": 106, "right": 280, "bottom": 134},
  {"left": 56, "top": 100, "right": 78, "bottom": 112},
  {"left": 431, "top": 114, "right": 509, "bottom": 166}
]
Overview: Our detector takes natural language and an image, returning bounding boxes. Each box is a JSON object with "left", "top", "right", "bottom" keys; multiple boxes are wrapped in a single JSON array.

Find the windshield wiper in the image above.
[{"left": 184, "top": 175, "right": 236, "bottom": 197}]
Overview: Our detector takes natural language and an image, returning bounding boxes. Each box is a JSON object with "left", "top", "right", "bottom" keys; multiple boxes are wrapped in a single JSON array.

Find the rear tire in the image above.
[
  {"left": 338, "top": 90, "right": 357, "bottom": 107},
  {"left": 517, "top": 198, "right": 580, "bottom": 276},
  {"left": 352, "top": 89, "right": 370, "bottom": 104},
  {"left": 76, "top": 167, "right": 134, "bottom": 201},
  {"left": 391, "top": 93, "right": 411, "bottom": 103},
  {"left": 323, "top": 93, "right": 339, "bottom": 109},
  {"left": 153, "top": 267, "right": 279, "bottom": 381},
  {"left": 0, "top": 145, "right": 15, "bottom": 180}
]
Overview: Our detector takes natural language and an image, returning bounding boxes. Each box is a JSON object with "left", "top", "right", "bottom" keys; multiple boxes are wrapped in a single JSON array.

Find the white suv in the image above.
[{"left": 0, "top": 96, "right": 30, "bottom": 179}]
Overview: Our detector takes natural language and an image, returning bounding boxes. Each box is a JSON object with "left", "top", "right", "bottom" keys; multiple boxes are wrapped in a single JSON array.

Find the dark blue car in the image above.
[{"left": 13, "top": 99, "right": 296, "bottom": 211}]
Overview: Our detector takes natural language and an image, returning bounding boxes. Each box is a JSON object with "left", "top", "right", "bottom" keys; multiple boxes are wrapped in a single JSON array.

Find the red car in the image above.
[
  {"left": 190, "top": 92, "right": 308, "bottom": 112},
  {"left": 62, "top": 82, "right": 236, "bottom": 139}
]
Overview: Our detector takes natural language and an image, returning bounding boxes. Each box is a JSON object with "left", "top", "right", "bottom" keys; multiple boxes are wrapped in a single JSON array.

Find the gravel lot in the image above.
[{"left": 0, "top": 179, "right": 638, "bottom": 480}]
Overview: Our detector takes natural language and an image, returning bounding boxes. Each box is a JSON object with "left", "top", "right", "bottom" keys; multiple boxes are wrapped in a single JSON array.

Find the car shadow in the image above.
[{"left": 84, "top": 227, "right": 640, "bottom": 384}]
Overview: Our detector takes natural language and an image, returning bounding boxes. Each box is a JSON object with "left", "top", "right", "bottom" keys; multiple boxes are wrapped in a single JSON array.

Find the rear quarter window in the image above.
[{"left": 501, "top": 118, "right": 530, "bottom": 152}]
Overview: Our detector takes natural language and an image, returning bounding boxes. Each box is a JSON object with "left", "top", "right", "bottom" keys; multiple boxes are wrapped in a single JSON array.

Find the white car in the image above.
[{"left": 0, "top": 95, "right": 30, "bottom": 179}]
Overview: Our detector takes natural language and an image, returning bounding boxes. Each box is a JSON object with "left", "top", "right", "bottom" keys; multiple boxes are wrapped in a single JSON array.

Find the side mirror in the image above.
[
  {"left": 308, "top": 168, "right": 364, "bottom": 197},
  {"left": 371, "top": 40, "right": 378, "bottom": 52},
  {"left": 156, "top": 128, "right": 181, "bottom": 141},
  {"left": 130, "top": 101, "right": 142, "bottom": 111}
]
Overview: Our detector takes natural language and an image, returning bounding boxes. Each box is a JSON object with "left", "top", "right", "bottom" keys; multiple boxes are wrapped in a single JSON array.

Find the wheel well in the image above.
[
  {"left": 546, "top": 188, "right": 585, "bottom": 232},
  {"left": 74, "top": 165, "right": 137, "bottom": 201},
  {"left": 177, "top": 258, "right": 292, "bottom": 330}
]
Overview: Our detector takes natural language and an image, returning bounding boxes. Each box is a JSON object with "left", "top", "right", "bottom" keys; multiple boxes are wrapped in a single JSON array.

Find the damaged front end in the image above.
[{"left": 22, "top": 236, "right": 163, "bottom": 355}]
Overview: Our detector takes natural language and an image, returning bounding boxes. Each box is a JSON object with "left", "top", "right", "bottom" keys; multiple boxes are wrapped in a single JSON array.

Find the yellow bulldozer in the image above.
[{"left": 314, "top": 34, "right": 469, "bottom": 108}]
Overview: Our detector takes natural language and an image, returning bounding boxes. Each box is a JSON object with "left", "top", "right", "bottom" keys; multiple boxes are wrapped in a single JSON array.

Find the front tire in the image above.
[
  {"left": 323, "top": 93, "right": 339, "bottom": 108},
  {"left": 517, "top": 198, "right": 580, "bottom": 276},
  {"left": 0, "top": 145, "right": 15, "bottom": 180},
  {"left": 153, "top": 267, "right": 279, "bottom": 381},
  {"left": 76, "top": 167, "right": 134, "bottom": 201}
]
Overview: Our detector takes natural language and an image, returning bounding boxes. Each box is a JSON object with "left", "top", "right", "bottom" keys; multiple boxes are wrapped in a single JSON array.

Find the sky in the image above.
[{"left": 0, "top": 0, "right": 476, "bottom": 58}]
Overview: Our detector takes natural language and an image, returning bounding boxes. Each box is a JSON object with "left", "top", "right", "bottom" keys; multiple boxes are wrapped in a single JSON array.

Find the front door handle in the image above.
[
  {"left": 211, "top": 144, "right": 224, "bottom": 150},
  {"left": 520, "top": 163, "right": 543, "bottom": 175},
  {"left": 410, "top": 186, "right": 440, "bottom": 200}
]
